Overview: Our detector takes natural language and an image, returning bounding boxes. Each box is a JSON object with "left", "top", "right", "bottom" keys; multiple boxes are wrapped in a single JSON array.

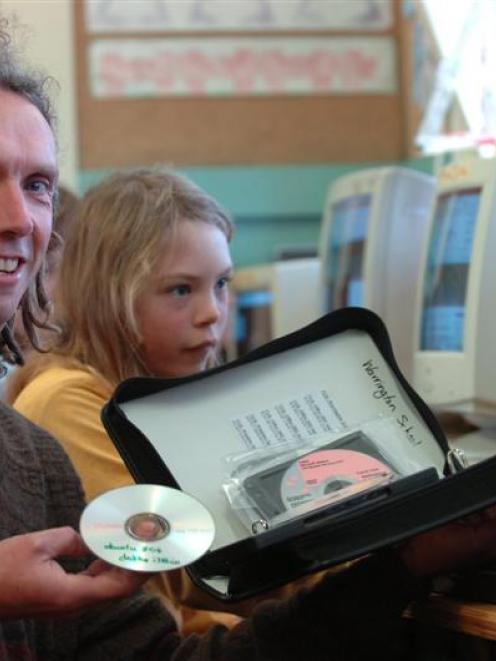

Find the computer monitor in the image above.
[
  {"left": 231, "top": 258, "right": 323, "bottom": 358},
  {"left": 320, "top": 167, "right": 435, "bottom": 380},
  {"left": 413, "top": 154, "right": 496, "bottom": 463}
]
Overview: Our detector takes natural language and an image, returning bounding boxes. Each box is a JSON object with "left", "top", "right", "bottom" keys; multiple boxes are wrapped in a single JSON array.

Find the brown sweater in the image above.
[{"left": 0, "top": 401, "right": 426, "bottom": 660}]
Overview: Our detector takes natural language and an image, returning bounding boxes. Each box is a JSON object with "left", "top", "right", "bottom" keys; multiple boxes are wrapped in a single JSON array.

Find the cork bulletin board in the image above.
[{"left": 75, "top": 0, "right": 409, "bottom": 168}]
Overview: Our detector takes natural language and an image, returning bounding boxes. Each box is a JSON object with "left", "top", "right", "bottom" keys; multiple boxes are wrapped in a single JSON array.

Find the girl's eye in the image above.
[
  {"left": 170, "top": 284, "right": 191, "bottom": 298},
  {"left": 216, "top": 276, "right": 230, "bottom": 290}
]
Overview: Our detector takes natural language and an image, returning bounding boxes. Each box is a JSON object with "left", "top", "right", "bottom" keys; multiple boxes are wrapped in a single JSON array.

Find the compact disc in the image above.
[
  {"left": 80, "top": 484, "right": 215, "bottom": 572},
  {"left": 280, "top": 449, "right": 393, "bottom": 511}
]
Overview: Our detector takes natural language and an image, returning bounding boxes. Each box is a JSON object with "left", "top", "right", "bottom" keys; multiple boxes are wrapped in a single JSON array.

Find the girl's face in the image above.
[{"left": 136, "top": 219, "right": 233, "bottom": 378}]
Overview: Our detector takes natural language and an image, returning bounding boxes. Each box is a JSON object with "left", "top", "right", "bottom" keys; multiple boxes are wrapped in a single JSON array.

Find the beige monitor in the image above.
[
  {"left": 413, "top": 154, "right": 496, "bottom": 464},
  {"left": 320, "top": 166, "right": 435, "bottom": 380},
  {"left": 231, "top": 258, "right": 323, "bottom": 357}
]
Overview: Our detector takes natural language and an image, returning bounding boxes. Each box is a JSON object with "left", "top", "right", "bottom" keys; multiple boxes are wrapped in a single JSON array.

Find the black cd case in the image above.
[{"left": 101, "top": 308, "right": 496, "bottom": 602}]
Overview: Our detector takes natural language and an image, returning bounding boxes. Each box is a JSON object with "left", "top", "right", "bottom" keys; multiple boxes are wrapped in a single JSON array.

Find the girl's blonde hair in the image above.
[{"left": 51, "top": 166, "right": 233, "bottom": 384}]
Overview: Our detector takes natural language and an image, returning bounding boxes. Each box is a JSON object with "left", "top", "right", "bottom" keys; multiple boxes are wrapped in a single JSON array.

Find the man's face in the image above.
[{"left": 0, "top": 89, "right": 57, "bottom": 327}]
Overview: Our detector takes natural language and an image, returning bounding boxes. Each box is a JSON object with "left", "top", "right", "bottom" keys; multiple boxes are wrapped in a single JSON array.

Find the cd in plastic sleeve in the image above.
[{"left": 243, "top": 431, "right": 396, "bottom": 521}]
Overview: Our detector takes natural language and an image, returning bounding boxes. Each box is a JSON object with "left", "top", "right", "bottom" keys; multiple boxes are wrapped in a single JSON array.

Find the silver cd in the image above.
[{"left": 80, "top": 484, "right": 215, "bottom": 572}]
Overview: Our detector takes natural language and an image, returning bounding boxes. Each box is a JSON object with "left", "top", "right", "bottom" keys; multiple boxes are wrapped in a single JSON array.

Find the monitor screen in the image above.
[
  {"left": 420, "top": 187, "right": 481, "bottom": 351},
  {"left": 324, "top": 194, "right": 371, "bottom": 310},
  {"left": 235, "top": 290, "right": 273, "bottom": 356}
]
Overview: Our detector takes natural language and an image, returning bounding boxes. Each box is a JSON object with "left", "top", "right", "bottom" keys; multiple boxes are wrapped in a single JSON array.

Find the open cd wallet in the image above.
[{"left": 101, "top": 307, "right": 496, "bottom": 601}]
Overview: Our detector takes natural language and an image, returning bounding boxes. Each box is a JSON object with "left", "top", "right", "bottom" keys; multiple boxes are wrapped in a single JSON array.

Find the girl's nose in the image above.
[{"left": 196, "top": 292, "right": 222, "bottom": 326}]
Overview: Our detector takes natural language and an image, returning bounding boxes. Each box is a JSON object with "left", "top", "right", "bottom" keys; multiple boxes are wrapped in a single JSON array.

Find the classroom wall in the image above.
[
  {"left": 0, "top": 0, "right": 434, "bottom": 267},
  {"left": 81, "top": 163, "right": 360, "bottom": 267},
  {"left": 0, "top": 0, "right": 78, "bottom": 190}
]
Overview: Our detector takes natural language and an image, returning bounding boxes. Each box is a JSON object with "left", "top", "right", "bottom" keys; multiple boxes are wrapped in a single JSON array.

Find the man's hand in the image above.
[{"left": 0, "top": 527, "right": 150, "bottom": 619}]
